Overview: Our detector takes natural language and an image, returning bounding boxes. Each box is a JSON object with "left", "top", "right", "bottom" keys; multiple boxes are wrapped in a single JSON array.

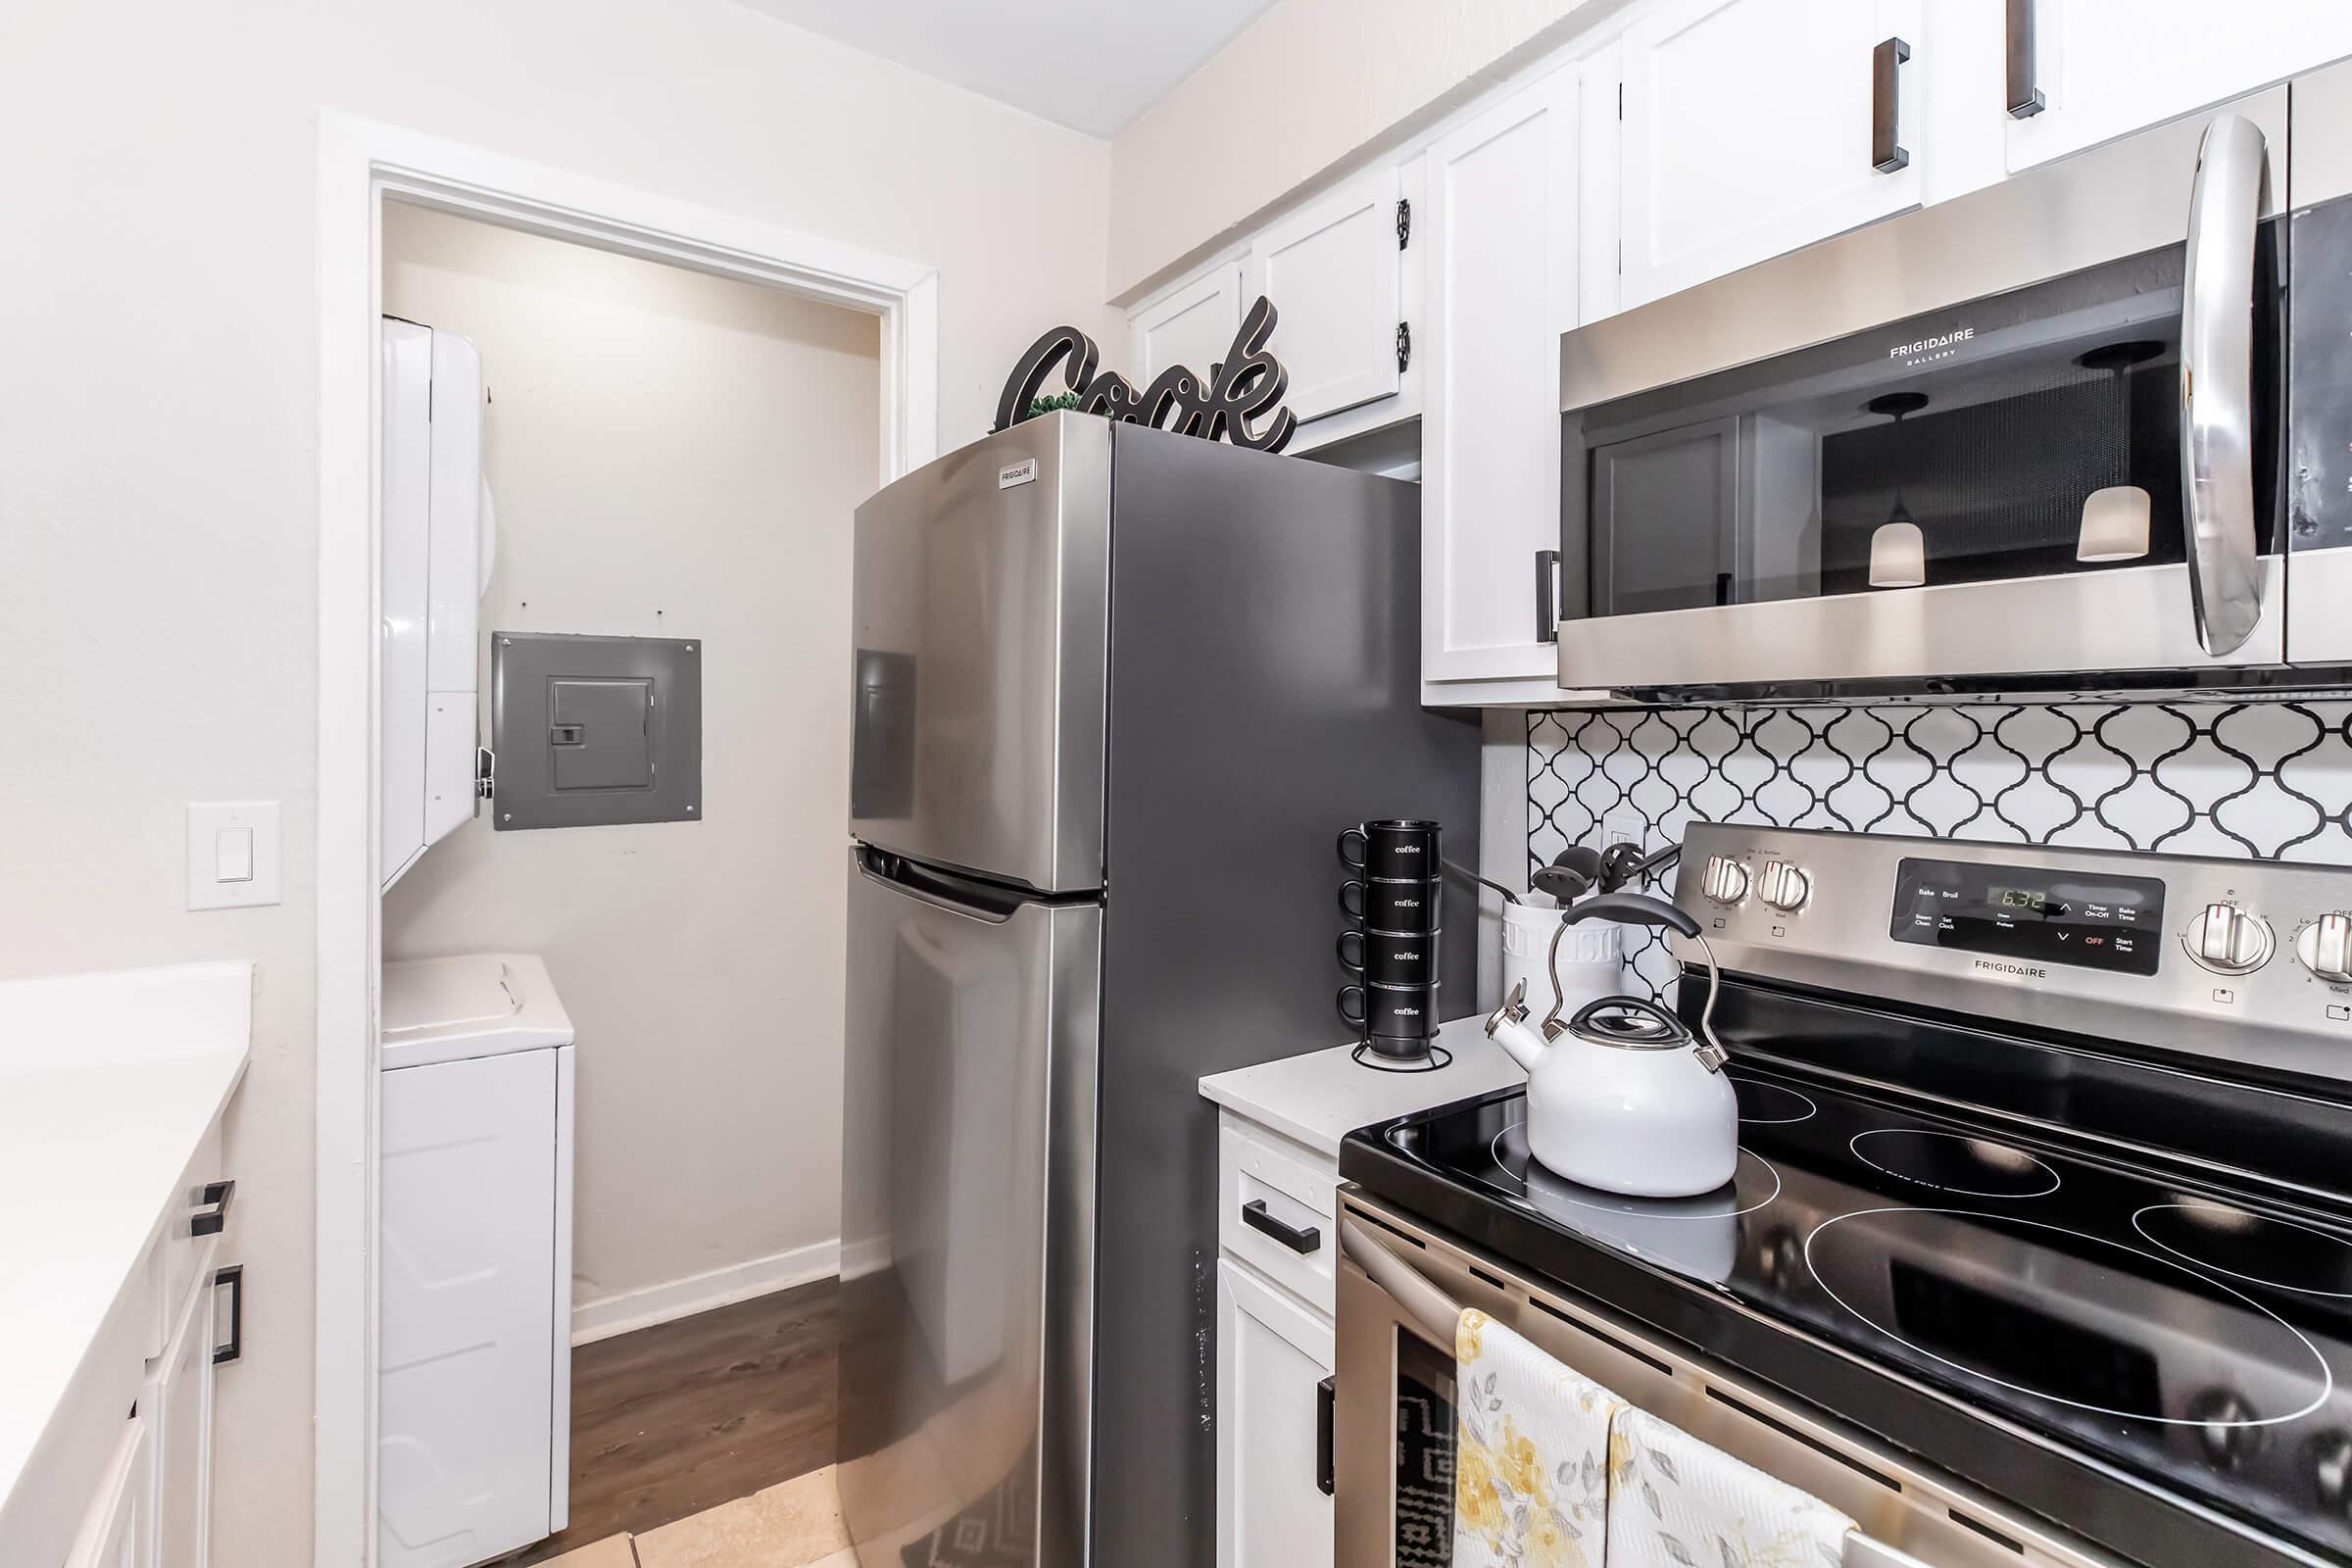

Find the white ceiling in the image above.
[{"left": 734, "top": 0, "right": 1282, "bottom": 137}]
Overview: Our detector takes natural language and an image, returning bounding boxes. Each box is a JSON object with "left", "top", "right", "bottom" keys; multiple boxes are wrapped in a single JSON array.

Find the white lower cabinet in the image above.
[
  {"left": 147, "top": 1256, "right": 217, "bottom": 1568},
  {"left": 1216, "top": 1260, "right": 1335, "bottom": 1568},
  {"left": 53, "top": 1155, "right": 230, "bottom": 1568},
  {"left": 1216, "top": 1111, "right": 1342, "bottom": 1568},
  {"left": 62, "top": 1417, "right": 151, "bottom": 1568}
]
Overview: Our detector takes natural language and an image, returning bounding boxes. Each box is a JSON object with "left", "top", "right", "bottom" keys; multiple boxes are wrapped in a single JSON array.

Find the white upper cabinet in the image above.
[
  {"left": 1618, "top": 0, "right": 1927, "bottom": 309},
  {"left": 1421, "top": 69, "right": 1583, "bottom": 688},
  {"left": 1130, "top": 264, "right": 1244, "bottom": 387},
  {"left": 1246, "top": 165, "right": 1406, "bottom": 426},
  {"left": 2002, "top": 0, "right": 2352, "bottom": 172}
]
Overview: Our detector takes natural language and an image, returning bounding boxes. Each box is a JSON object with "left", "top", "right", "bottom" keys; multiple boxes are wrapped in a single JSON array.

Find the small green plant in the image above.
[{"left": 990, "top": 391, "right": 1100, "bottom": 433}]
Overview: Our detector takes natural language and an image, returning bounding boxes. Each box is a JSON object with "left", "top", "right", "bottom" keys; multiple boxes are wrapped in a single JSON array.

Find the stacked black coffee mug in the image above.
[{"left": 1337, "top": 819, "right": 1443, "bottom": 1060}]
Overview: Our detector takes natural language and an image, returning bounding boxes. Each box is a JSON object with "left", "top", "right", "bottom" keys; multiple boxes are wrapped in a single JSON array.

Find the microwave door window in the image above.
[
  {"left": 1593, "top": 416, "right": 1741, "bottom": 615},
  {"left": 1583, "top": 247, "right": 2214, "bottom": 619}
]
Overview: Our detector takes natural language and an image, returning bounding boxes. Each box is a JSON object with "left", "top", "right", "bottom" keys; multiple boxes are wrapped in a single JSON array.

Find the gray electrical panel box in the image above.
[{"left": 491, "top": 632, "right": 703, "bottom": 830}]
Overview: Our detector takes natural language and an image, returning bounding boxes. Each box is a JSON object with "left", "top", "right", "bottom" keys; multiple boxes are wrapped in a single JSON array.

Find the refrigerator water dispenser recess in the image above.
[{"left": 490, "top": 632, "right": 703, "bottom": 829}]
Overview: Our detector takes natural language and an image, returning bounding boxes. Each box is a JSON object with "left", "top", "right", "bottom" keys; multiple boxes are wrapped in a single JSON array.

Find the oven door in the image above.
[
  {"left": 1555, "top": 94, "right": 2291, "bottom": 699},
  {"left": 1333, "top": 1194, "right": 2121, "bottom": 1568}
]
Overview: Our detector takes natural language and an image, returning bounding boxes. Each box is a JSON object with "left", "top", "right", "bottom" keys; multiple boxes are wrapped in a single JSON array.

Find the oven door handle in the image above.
[
  {"left": 2180, "top": 112, "right": 2268, "bottom": 657},
  {"left": 1340, "top": 1217, "right": 1463, "bottom": 1345}
]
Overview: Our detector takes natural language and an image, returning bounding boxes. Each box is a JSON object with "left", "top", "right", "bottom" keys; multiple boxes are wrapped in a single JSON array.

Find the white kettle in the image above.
[{"left": 1486, "top": 892, "right": 1738, "bottom": 1199}]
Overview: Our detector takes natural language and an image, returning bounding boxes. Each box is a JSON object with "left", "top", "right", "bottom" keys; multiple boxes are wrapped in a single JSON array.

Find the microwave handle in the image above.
[{"left": 2180, "top": 113, "right": 2268, "bottom": 657}]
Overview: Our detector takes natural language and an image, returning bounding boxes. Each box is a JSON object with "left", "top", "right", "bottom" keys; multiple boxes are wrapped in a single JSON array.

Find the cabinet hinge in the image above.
[
  {"left": 1396, "top": 321, "right": 1412, "bottom": 374},
  {"left": 1396, "top": 198, "right": 1412, "bottom": 250}
]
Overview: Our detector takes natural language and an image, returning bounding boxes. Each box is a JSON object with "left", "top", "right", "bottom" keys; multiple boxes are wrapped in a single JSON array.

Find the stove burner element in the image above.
[
  {"left": 1489, "top": 1119, "right": 1781, "bottom": 1218},
  {"left": 1729, "top": 1074, "right": 1817, "bottom": 1125},
  {"left": 1850, "top": 1128, "right": 2060, "bottom": 1198},
  {"left": 1805, "top": 1207, "right": 2335, "bottom": 1428},
  {"left": 2132, "top": 1202, "right": 2352, "bottom": 1298}
]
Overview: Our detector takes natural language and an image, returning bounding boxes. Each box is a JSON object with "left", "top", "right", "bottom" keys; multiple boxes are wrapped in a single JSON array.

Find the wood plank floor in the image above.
[{"left": 501, "top": 1278, "right": 839, "bottom": 1566}]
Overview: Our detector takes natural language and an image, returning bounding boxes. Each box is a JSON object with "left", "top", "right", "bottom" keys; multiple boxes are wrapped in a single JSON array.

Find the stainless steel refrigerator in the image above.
[{"left": 838, "top": 413, "right": 1480, "bottom": 1567}]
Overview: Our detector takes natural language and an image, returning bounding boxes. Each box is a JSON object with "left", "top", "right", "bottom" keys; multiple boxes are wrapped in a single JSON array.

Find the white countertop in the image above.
[
  {"left": 1199, "top": 1014, "right": 1526, "bottom": 1159},
  {"left": 0, "top": 962, "right": 252, "bottom": 1522}
]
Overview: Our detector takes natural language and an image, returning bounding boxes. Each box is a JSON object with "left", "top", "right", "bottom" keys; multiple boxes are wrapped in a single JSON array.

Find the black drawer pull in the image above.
[
  {"left": 1242, "top": 1199, "right": 1322, "bottom": 1255},
  {"left": 1316, "top": 1376, "right": 1337, "bottom": 1495},
  {"left": 190, "top": 1179, "right": 235, "bottom": 1238}
]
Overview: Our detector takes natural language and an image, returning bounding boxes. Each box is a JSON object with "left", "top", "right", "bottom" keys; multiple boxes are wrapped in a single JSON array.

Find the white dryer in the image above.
[{"left": 380, "top": 318, "right": 493, "bottom": 890}]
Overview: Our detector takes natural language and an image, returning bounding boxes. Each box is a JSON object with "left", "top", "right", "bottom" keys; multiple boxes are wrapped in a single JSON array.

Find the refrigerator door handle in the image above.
[{"left": 853, "top": 844, "right": 1045, "bottom": 923}]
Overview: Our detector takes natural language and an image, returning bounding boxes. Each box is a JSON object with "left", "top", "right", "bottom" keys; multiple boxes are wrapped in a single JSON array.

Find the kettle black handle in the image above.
[{"left": 1560, "top": 890, "right": 1701, "bottom": 940}]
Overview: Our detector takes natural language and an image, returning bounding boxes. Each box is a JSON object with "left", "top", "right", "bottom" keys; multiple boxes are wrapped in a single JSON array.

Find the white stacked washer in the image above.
[{"left": 377, "top": 954, "right": 575, "bottom": 1568}]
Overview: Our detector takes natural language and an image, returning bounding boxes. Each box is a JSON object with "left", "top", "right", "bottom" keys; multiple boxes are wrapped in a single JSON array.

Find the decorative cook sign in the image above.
[{"left": 994, "top": 295, "right": 1298, "bottom": 454}]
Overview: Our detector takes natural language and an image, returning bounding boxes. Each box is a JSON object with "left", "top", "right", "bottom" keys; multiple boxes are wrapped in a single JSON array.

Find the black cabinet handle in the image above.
[
  {"left": 1873, "top": 37, "right": 1912, "bottom": 173},
  {"left": 190, "top": 1179, "right": 235, "bottom": 1238},
  {"left": 1316, "top": 1376, "right": 1337, "bottom": 1496},
  {"left": 213, "top": 1264, "right": 244, "bottom": 1365},
  {"left": 1535, "top": 549, "right": 1562, "bottom": 645},
  {"left": 2005, "top": 0, "right": 2044, "bottom": 119},
  {"left": 1242, "top": 1199, "right": 1322, "bottom": 1255}
]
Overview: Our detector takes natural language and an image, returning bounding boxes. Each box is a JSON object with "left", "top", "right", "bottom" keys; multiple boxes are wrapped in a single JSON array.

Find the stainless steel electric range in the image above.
[{"left": 1338, "top": 824, "right": 2352, "bottom": 1568}]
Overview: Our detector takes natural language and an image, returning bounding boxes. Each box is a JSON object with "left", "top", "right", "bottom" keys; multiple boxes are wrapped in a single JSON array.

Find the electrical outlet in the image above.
[{"left": 1602, "top": 809, "right": 1644, "bottom": 850}]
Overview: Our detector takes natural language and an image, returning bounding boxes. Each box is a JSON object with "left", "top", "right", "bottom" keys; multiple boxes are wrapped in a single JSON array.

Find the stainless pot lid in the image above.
[{"left": 1566, "top": 996, "right": 1694, "bottom": 1051}]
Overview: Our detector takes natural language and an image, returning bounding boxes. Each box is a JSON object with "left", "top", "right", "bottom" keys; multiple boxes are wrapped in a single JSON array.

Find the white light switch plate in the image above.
[
  {"left": 1602, "top": 808, "right": 1645, "bottom": 850},
  {"left": 188, "top": 801, "right": 281, "bottom": 910}
]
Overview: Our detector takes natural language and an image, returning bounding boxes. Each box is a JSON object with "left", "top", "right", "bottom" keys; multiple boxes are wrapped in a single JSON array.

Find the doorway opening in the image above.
[{"left": 315, "top": 117, "right": 938, "bottom": 1568}]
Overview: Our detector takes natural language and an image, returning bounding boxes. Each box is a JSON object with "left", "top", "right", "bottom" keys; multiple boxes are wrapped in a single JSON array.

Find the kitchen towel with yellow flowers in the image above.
[
  {"left": 1605, "top": 1403, "right": 1857, "bottom": 1568},
  {"left": 1454, "top": 1307, "right": 1623, "bottom": 1568}
]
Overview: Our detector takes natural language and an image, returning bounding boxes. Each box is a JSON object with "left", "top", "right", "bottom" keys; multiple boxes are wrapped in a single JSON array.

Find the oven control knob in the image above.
[
  {"left": 2189, "top": 1389, "right": 2261, "bottom": 1470},
  {"left": 2185, "top": 902, "right": 2275, "bottom": 974},
  {"left": 1701, "top": 855, "right": 1750, "bottom": 905},
  {"left": 2295, "top": 912, "right": 2352, "bottom": 984},
  {"left": 2313, "top": 1431, "right": 2352, "bottom": 1513},
  {"left": 1757, "top": 859, "right": 1811, "bottom": 912}
]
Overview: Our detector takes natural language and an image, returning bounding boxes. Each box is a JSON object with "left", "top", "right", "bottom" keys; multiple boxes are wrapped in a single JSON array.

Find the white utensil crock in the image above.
[{"left": 1501, "top": 902, "right": 1624, "bottom": 1019}]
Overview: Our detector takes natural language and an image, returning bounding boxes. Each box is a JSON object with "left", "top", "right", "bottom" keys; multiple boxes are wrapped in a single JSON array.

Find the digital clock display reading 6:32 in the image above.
[{"left": 1992, "top": 887, "right": 2047, "bottom": 912}]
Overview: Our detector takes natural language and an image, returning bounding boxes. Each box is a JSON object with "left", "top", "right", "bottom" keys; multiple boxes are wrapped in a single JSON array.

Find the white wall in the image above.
[
  {"left": 1108, "top": 0, "right": 1615, "bottom": 298},
  {"left": 378, "top": 203, "right": 873, "bottom": 1329},
  {"left": 0, "top": 4, "right": 1112, "bottom": 1562}
]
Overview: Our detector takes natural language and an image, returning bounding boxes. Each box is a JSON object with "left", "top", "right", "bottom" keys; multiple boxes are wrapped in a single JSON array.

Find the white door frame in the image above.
[{"left": 314, "top": 110, "right": 939, "bottom": 1567}]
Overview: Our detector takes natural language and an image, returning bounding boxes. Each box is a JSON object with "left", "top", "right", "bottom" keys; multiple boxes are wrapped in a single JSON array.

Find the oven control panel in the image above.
[
  {"left": 1671, "top": 824, "right": 2352, "bottom": 1085},
  {"left": 1888, "top": 856, "right": 2166, "bottom": 975}
]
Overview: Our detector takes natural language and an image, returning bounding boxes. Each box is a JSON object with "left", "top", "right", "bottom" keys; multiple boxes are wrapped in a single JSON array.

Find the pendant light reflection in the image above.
[
  {"left": 1869, "top": 519, "right": 1927, "bottom": 587},
  {"left": 1865, "top": 392, "right": 1931, "bottom": 588},
  {"left": 2076, "top": 340, "right": 2163, "bottom": 563}
]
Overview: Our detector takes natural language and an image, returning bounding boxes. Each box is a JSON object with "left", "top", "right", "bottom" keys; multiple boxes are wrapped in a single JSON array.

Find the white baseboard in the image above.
[{"left": 570, "top": 1238, "right": 840, "bottom": 1346}]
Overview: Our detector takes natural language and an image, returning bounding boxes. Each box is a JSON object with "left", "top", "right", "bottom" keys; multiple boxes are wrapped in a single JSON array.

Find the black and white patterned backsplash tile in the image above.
[{"left": 1529, "top": 702, "right": 2352, "bottom": 998}]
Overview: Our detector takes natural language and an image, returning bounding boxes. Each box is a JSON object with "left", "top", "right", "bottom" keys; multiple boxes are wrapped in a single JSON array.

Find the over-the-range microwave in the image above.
[{"left": 1554, "top": 62, "right": 2352, "bottom": 702}]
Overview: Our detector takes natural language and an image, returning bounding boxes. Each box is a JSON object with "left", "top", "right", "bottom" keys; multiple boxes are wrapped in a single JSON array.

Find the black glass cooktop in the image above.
[{"left": 1350, "top": 1064, "right": 2352, "bottom": 1565}]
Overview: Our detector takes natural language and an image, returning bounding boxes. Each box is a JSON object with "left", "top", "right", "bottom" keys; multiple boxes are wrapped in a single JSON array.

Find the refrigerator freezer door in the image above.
[
  {"left": 850, "top": 414, "right": 1113, "bottom": 894},
  {"left": 837, "top": 847, "right": 1101, "bottom": 1568}
]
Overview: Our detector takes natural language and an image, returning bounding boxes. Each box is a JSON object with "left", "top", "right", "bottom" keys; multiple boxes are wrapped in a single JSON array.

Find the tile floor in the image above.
[{"left": 539, "top": 1465, "right": 855, "bottom": 1568}]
